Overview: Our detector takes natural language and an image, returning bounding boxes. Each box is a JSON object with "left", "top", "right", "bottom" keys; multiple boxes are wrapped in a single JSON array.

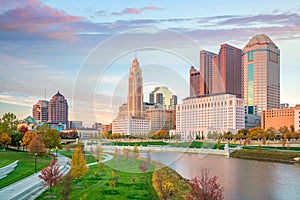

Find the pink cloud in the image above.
[
  {"left": 111, "top": 5, "right": 164, "bottom": 15},
  {"left": 0, "top": 0, "right": 85, "bottom": 41}
]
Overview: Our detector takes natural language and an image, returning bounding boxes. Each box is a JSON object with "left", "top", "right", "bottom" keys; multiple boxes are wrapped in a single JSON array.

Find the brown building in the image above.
[
  {"left": 32, "top": 100, "right": 48, "bottom": 122},
  {"left": 102, "top": 123, "right": 112, "bottom": 133},
  {"left": 146, "top": 108, "right": 175, "bottom": 133},
  {"left": 190, "top": 44, "right": 242, "bottom": 98},
  {"left": 48, "top": 91, "right": 68, "bottom": 126},
  {"left": 261, "top": 107, "right": 295, "bottom": 130}
]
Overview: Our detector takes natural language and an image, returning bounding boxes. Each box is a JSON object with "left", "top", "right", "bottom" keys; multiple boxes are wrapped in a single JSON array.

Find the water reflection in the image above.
[{"left": 141, "top": 152, "right": 300, "bottom": 200}]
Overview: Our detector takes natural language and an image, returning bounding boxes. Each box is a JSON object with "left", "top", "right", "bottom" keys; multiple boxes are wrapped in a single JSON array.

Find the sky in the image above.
[{"left": 1, "top": 0, "right": 300, "bottom": 126}]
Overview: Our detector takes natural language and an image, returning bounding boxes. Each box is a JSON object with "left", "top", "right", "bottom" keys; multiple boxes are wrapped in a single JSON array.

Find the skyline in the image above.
[{"left": 1, "top": 0, "right": 300, "bottom": 126}]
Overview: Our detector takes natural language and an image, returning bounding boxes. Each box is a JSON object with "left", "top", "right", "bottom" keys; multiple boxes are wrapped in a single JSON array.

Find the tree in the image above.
[
  {"left": 28, "top": 134, "right": 47, "bottom": 156},
  {"left": 10, "top": 132, "right": 24, "bottom": 149},
  {"left": 266, "top": 127, "right": 276, "bottom": 140},
  {"left": 247, "top": 127, "right": 265, "bottom": 140},
  {"left": 132, "top": 144, "right": 139, "bottom": 158},
  {"left": 70, "top": 146, "right": 88, "bottom": 186},
  {"left": 152, "top": 130, "right": 169, "bottom": 139},
  {"left": 93, "top": 145, "right": 104, "bottom": 162},
  {"left": 21, "top": 131, "right": 37, "bottom": 150},
  {"left": 19, "top": 125, "right": 28, "bottom": 134},
  {"left": 42, "top": 128, "right": 61, "bottom": 149},
  {"left": 59, "top": 174, "right": 73, "bottom": 200},
  {"left": 0, "top": 112, "right": 18, "bottom": 134},
  {"left": 278, "top": 126, "right": 289, "bottom": 134},
  {"left": 39, "top": 159, "right": 63, "bottom": 197},
  {"left": 188, "top": 169, "right": 224, "bottom": 200},
  {"left": 0, "top": 132, "right": 11, "bottom": 149}
]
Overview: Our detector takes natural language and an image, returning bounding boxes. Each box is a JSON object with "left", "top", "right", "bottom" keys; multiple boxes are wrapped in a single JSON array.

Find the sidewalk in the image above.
[{"left": 0, "top": 153, "right": 70, "bottom": 200}]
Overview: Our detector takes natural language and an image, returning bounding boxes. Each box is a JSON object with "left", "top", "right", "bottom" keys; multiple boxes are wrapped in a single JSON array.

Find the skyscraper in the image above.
[
  {"left": 214, "top": 44, "right": 242, "bottom": 97},
  {"left": 242, "top": 34, "right": 280, "bottom": 114},
  {"left": 48, "top": 91, "right": 68, "bottom": 125},
  {"left": 128, "top": 58, "right": 143, "bottom": 118},
  {"left": 149, "top": 86, "right": 177, "bottom": 109},
  {"left": 190, "top": 45, "right": 242, "bottom": 98},
  {"left": 32, "top": 100, "right": 48, "bottom": 122},
  {"left": 200, "top": 50, "right": 217, "bottom": 95}
]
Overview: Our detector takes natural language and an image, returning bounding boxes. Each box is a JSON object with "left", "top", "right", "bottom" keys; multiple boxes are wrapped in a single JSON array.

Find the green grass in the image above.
[
  {"left": 35, "top": 155, "right": 159, "bottom": 200},
  {"left": 0, "top": 150, "right": 52, "bottom": 189},
  {"left": 230, "top": 149, "right": 300, "bottom": 163},
  {"left": 0, "top": 159, "right": 15, "bottom": 168},
  {"left": 242, "top": 145, "right": 300, "bottom": 152},
  {"left": 58, "top": 149, "right": 97, "bottom": 164}
]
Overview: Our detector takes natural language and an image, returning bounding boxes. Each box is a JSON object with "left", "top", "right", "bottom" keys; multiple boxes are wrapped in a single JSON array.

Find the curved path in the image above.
[{"left": 0, "top": 154, "right": 70, "bottom": 200}]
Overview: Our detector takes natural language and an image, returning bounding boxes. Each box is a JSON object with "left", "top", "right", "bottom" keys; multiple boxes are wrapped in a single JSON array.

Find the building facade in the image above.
[
  {"left": 69, "top": 121, "right": 83, "bottom": 129},
  {"left": 48, "top": 91, "right": 68, "bottom": 126},
  {"left": 32, "top": 100, "right": 48, "bottom": 122},
  {"left": 146, "top": 107, "right": 175, "bottom": 133},
  {"left": 128, "top": 58, "right": 143, "bottom": 118},
  {"left": 261, "top": 105, "right": 300, "bottom": 130},
  {"left": 190, "top": 45, "right": 242, "bottom": 98},
  {"left": 176, "top": 94, "right": 245, "bottom": 140},
  {"left": 242, "top": 34, "right": 280, "bottom": 115},
  {"left": 112, "top": 118, "right": 151, "bottom": 136},
  {"left": 149, "top": 86, "right": 177, "bottom": 109}
]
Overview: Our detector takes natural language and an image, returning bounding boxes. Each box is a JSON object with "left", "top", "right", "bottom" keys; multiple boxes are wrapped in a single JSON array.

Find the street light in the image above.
[{"left": 34, "top": 153, "right": 37, "bottom": 173}]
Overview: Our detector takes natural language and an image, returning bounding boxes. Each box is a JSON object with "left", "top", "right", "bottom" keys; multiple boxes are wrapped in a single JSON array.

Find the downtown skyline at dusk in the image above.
[{"left": 1, "top": 0, "right": 300, "bottom": 126}]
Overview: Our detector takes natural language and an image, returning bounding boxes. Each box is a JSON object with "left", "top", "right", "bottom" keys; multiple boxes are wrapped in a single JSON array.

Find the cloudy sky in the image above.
[{"left": 1, "top": 0, "right": 300, "bottom": 126}]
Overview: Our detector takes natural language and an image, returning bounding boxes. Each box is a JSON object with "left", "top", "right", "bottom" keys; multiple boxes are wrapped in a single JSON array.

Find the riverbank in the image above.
[{"left": 230, "top": 149, "right": 300, "bottom": 164}]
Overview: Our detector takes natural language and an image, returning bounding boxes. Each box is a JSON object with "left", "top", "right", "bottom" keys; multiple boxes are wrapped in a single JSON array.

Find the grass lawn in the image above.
[
  {"left": 242, "top": 145, "right": 300, "bottom": 152},
  {"left": 58, "top": 149, "right": 98, "bottom": 164},
  {"left": 0, "top": 159, "right": 15, "bottom": 168},
  {"left": 108, "top": 141, "right": 169, "bottom": 146},
  {"left": 36, "top": 155, "right": 159, "bottom": 200},
  {"left": 0, "top": 150, "right": 52, "bottom": 189}
]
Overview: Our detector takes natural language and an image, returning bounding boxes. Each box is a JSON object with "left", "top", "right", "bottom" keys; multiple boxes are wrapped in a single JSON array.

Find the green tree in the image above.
[
  {"left": 70, "top": 146, "right": 88, "bottom": 186},
  {"left": 42, "top": 128, "right": 61, "bottom": 149},
  {"left": 0, "top": 132, "right": 11, "bottom": 149},
  {"left": 266, "top": 127, "right": 276, "bottom": 140},
  {"left": 0, "top": 112, "right": 18, "bottom": 134},
  {"left": 10, "top": 132, "right": 24, "bottom": 149}
]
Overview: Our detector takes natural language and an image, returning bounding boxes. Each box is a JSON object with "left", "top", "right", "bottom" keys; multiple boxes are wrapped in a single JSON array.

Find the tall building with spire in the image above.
[
  {"left": 48, "top": 91, "right": 68, "bottom": 126},
  {"left": 32, "top": 100, "right": 48, "bottom": 122},
  {"left": 242, "top": 34, "right": 280, "bottom": 114},
  {"left": 128, "top": 58, "right": 143, "bottom": 118}
]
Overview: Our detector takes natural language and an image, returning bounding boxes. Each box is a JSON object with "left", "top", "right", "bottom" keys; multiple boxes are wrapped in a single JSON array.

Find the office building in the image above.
[
  {"left": 146, "top": 107, "right": 175, "bottom": 133},
  {"left": 149, "top": 86, "right": 177, "bottom": 109},
  {"left": 176, "top": 94, "right": 245, "bottom": 140},
  {"left": 200, "top": 50, "right": 217, "bottom": 95},
  {"left": 69, "top": 121, "right": 83, "bottom": 129},
  {"left": 48, "top": 91, "right": 68, "bottom": 126},
  {"left": 32, "top": 100, "right": 48, "bottom": 122},
  {"left": 242, "top": 34, "right": 280, "bottom": 115}
]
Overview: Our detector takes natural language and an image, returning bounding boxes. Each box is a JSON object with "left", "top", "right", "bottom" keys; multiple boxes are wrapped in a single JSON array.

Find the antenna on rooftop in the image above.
[{"left": 44, "top": 88, "right": 46, "bottom": 100}]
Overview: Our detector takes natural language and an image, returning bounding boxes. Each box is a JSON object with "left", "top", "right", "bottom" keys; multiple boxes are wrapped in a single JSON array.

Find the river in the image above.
[{"left": 141, "top": 152, "right": 300, "bottom": 200}]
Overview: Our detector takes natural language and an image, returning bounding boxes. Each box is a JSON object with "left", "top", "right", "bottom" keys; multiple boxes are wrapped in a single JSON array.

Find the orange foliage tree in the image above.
[
  {"left": 70, "top": 146, "right": 88, "bottom": 186},
  {"left": 0, "top": 132, "right": 11, "bottom": 149},
  {"left": 28, "top": 134, "right": 47, "bottom": 156},
  {"left": 21, "top": 131, "right": 37, "bottom": 150}
]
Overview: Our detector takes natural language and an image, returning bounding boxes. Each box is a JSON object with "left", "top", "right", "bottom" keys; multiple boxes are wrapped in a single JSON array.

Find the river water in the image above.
[{"left": 141, "top": 152, "right": 300, "bottom": 200}]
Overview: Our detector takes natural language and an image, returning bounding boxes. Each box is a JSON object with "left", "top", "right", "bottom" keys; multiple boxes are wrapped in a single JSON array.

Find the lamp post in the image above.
[{"left": 34, "top": 153, "right": 37, "bottom": 173}]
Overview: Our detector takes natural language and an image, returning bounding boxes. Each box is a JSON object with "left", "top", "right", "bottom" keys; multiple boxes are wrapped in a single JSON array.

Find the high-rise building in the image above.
[
  {"left": 128, "top": 58, "right": 143, "bottom": 118},
  {"left": 189, "top": 66, "right": 200, "bottom": 97},
  {"left": 190, "top": 45, "right": 242, "bottom": 98},
  {"left": 200, "top": 50, "right": 217, "bottom": 95},
  {"left": 32, "top": 100, "right": 48, "bottom": 122},
  {"left": 242, "top": 34, "right": 280, "bottom": 115},
  {"left": 149, "top": 86, "right": 177, "bottom": 109},
  {"left": 69, "top": 121, "right": 83, "bottom": 129},
  {"left": 113, "top": 57, "right": 151, "bottom": 136},
  {"left": 146, "top": 107, "right": 175, "bottom": 133},
  {"left": 48, "top": 91, "right": 68, "bottom": 126}
]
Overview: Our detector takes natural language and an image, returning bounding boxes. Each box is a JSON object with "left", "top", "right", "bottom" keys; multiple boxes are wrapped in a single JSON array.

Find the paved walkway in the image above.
[
  {"left": 0, "top": 154, "right": 70, "bottom": 200},
  {"left": 87, "top": 153, "right": 113, "bottom": 166}
]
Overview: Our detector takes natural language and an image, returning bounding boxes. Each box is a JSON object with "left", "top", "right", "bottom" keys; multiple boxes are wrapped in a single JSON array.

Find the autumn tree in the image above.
[
  {"left": 39, "top": 159, "right": 63, "bottom": 197},
  {"left": 70, "top": 146, "right": 88, "bottom": 186},
  {"left": 28, "top": 134, "right": 47, "bottom": 156},
  {"left": 19, "top": 125, "right": 28, "bottom": 134},
  {"left": 0, "top": 132, "right": 11, "bottom": 149},
  {"left": 132, "top": 144, "right": 139, "bottom": 158},
  {"left": 59, "top": 174, "right": 73, "bottom": 200},
  {"left": 152, "top": 130, "right": 169, "bottom": 139},
  {"left": 21, "top": 131, "right": 37, "bottom": 150},
  {"left": 188, "top": 169, "right": 224, "bottom": 200}
]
